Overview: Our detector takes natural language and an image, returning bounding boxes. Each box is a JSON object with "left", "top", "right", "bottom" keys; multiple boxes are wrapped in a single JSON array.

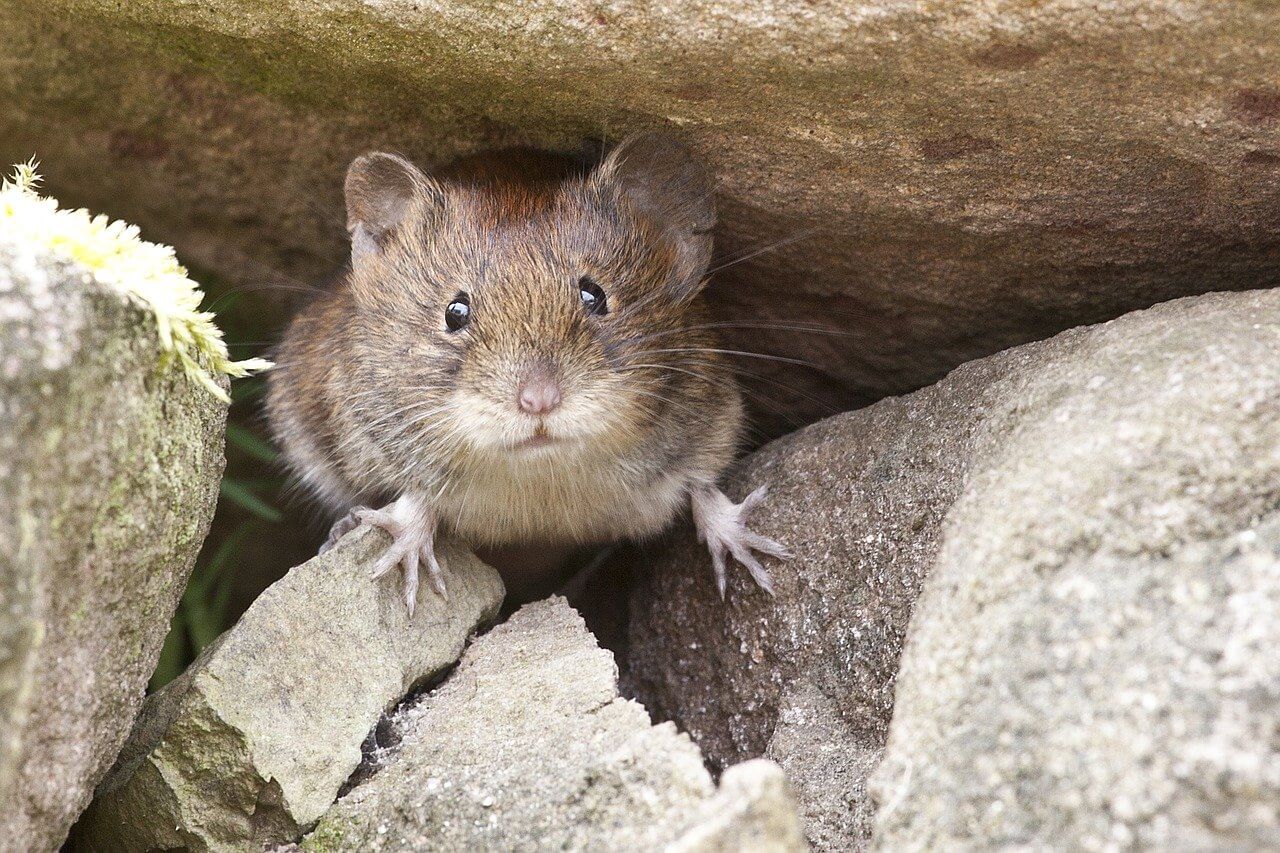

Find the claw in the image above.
[
  {"left": 420, "top": 543, "right": 448, "bottom": 599},
  {"left": 710, "top": 544, "right": 728, "bottom": 600},
  {"left": 740, "top": 485, "right": 769, "bottom": 514},
  {"left": 691, "top": 484, "right": 787, "bottom": 598}
]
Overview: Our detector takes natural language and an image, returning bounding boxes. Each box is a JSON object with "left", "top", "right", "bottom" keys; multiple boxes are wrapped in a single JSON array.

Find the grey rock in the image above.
[
  {"left": 306, "top": 597, "right": 806, "bottom": 852},
  {"left": 3, "top": 3, "right": 1280, "bottom": 437},
  {"left": 871, "top": 293, "right": 1280, "bottom": 849},
  {"left": 72, "top": 528, "right": 504, "bottom": 852},
  {"left": 671, "top": 760, "right": 811, "bottom": 853},
  {"left": 618, "top": 288, "right": 1280, "bottom": 849},
  {"left": 0, "top": 237, "right": 227, "bottom": 850}
]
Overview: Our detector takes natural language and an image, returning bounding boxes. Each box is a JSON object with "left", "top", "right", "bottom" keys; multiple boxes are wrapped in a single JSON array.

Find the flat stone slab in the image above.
[
  {"left": 306, "top": 597, "right": 807, "bottom": 851},
  {"left": 73, "top": 528, "right": 504, "bottom": 851}
]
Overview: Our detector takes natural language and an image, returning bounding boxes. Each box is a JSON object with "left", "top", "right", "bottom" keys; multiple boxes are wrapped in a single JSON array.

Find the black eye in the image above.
[
  {"left": 445, "top": 293, "right": 471, "bottom": 332},
  {"left": 579, "top": 277, "right": 607, "bottom": 316}
]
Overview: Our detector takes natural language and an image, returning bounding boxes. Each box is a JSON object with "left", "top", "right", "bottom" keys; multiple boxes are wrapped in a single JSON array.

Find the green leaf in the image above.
[
  {"left": 149, "top": 611, "right": 190, "bottom": 692},
  {"left": 230, "top": 376, "right": 267, "bottom": 404},
  {"left": 220, "top": 479, "right": 283, "bottom": 523},
  {"left": 226, "top": 422, "right": 279, "bottom": 463}
]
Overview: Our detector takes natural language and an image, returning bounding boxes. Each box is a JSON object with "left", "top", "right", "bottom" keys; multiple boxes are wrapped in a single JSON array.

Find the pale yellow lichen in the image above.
[{"left": 1, "top": 161, "right": 270, "bottom": 401}]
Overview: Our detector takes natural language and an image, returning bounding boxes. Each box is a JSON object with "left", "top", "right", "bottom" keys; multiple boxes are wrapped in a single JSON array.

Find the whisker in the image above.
[
  {"left": 707, "top": 227, "right": 823, "bottom": 276},
  {"left": 627, "top": 347, "right": 822, "bottom": 370}
]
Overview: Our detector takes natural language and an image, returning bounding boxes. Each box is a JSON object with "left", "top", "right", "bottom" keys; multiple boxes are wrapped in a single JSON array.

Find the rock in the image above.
[
  {"left": 0, "top": 230, "right": 227, "bottom": 846},
  {"left": 671, "top": 760, "right": 811, "bottom": 853},
  {"left": 870, "top": 296, "right": 1280, "bottom": 848},
  {"left": 306, "top": 597, "right": 806, "bottom": 852},
  {"left": 4, "top": 3, "right": 1280, "bottom": 437},
  {"left": 72, "top": 528, "right": 504, "bottom": 851},
  {"left": 614, "top": 288, "right": 1280, "bottom": 849}
]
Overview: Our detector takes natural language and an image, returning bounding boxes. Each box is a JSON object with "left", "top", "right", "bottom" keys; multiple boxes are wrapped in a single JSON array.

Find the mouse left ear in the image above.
[
  {"left": 592, "top": 133, "right": 716, "bottom": 295},
  {"left": 344, "top": 152, "right": 442, "bottom": 262}
]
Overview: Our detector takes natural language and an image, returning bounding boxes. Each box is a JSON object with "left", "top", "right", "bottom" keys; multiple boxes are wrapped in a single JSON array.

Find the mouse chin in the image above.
[{"left": 510, "top": 433, "right": 560, "bottom": 452}]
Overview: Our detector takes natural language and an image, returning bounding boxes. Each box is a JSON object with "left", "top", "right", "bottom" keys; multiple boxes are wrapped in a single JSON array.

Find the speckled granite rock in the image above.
[
  {"left": 306, "top": 598, "right": 806, "bottom": 852},
  {"left": 618, "top": 288, "right": 1280, "bottom": 850},
  {"left": 0, "top": 236, "right": 227, "bottom": 851},
  {"left": 3, "top": 2, "right": 1280, "bottom": 436},
  {"left": 72, "top": 528, "right": 504, "bottom": 852},
  {"left": 871, "top": 295, "right": 1280, "bottom": 848}
]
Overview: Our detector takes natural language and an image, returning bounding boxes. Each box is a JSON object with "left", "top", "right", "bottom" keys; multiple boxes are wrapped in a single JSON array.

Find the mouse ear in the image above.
[
  {"left": 344, "top": 152, "right": 441, "bottom": 261},
  {"left": 593, "top": 133, "right": 716, "bottom": 294}
]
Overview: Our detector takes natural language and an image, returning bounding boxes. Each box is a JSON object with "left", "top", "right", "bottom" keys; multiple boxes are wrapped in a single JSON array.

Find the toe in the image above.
[
  {"left": 740, "top": 485, "right": 770, "bottom": 515},
  {"left": 744, "top": 531, "right": 791, "bottom": 560},
  {"left": 402, "top": 550, "right": 420, "bottom": 616},
  {"left": 732, "top": 547, "right": 776, "bottom": 596},
  {"left": 370, "top": 545, "right": 403, "bottom": 580},
  {"left": 420, "top": 544, "right": 448, "bottom": 599},
  {"left": 355, "top": 507, "right": 401, "bottom": 536}
]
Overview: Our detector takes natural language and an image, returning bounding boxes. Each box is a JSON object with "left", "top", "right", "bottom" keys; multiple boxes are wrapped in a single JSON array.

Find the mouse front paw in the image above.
[
  {"left": 690, "top": 484, "right": 791, "bottom": 599},
  {"left": 352, "top": 495, "right": 445, "bottom": 616}
]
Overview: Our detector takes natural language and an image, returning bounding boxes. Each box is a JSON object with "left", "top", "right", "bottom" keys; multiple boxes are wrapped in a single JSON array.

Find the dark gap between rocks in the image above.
[{"left": 337, "top": 658, "right": 461, "bottom": 798}]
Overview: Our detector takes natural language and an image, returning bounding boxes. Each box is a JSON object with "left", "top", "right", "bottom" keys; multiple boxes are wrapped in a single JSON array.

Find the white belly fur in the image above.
[{"left": 436, "top": 449, "right": 689, "bottom": 547}]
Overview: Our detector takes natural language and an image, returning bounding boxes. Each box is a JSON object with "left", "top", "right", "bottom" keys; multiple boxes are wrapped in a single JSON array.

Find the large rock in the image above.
[
  {"left": 0, "top": 235, "right": 227, "bottom": 848},
  {"left": 614, "top": 287, "right": 1280, "bottom": 849},
  {"left": 72, "top": 528, "right": 504, "bottom": 851},
  {"left": 306, "top": 597, "right": 807, "bottom": 852},
  {"left": 870, "top": 300, "right": 1280, "bottom": 847},
  {"left": 3, "top": 2, "right": 1280, "bottom": 436}
]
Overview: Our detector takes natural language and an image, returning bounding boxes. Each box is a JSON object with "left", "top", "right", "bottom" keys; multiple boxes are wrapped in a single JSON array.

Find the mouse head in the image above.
[{"left": 342, "top": 133, "right": 718, "bottom": 464}]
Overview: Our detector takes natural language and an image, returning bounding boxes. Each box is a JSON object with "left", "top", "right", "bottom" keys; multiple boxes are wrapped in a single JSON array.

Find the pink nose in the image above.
[{"left": 517, "top": 377, "right": 562, "bottom": 415}]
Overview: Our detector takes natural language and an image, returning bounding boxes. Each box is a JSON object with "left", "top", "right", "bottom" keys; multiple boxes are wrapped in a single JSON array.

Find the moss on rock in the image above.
[{"left": 0, "top": 218, "right": 230, "bottom": 848}]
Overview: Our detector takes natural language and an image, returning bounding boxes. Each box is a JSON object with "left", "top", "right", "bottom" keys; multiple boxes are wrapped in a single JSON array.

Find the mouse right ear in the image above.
[
  {"left": 344, "top": 152, "right": 441, "bottom": 261},
  {"left": 592, "top": 133, "right": 717, "bottom": 297}
]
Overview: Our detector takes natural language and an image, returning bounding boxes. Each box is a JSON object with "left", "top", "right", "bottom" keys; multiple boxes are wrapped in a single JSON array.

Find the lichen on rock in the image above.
[{"left": 0, "top": 182, "right": 234, "bottom": 849}]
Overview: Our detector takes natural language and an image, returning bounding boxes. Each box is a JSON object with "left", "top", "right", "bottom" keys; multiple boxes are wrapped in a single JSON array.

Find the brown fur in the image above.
[{"left": 266, "top": 134, "right": 743, "bottom": 550}]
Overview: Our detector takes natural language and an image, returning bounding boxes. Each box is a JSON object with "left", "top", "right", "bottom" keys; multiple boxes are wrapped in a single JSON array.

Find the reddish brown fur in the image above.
[{"left": 266, "top": 135, "right": 743, "bottom": 552}]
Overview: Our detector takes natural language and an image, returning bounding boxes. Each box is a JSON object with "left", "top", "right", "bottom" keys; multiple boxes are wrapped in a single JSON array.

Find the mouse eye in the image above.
[
  {"left": 579, "top": 277, "right": 607, "bottom": 316},
  {"left": 444, "top": 293, "right": 471, "bottom": 332}
]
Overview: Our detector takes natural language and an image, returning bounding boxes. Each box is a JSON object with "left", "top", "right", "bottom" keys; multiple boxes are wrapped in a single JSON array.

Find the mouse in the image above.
[{"left": 265, "top": 133, "right": 788, "bottom": 614}]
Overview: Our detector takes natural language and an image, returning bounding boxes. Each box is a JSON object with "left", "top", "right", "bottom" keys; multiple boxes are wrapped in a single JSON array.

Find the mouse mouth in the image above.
[{"left": 512, "top": 433, "right": 558, "bottom": 450}]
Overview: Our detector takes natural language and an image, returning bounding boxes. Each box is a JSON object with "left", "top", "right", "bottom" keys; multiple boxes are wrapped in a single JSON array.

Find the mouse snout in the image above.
[{"left": 517, "top": 373, "right": 562, "bottom": 416}]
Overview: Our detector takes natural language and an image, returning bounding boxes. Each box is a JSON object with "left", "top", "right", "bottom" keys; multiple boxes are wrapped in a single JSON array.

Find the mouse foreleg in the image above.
[
  {"left": 689, "top": 483, "right": 790, "bottom": 599},
  {"left": 348, "top": 493, "right": 445, "bottom": 616}
]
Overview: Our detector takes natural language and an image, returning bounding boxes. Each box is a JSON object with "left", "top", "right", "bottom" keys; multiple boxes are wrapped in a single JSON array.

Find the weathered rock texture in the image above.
[
  {"left": 0, "top": 237, "right": 227, "bottom": 851},
  {"left": 4, "top": 2, "right": 1280, "bottom": 436},
  {"left": 72, "top": 528, "right": 504, "bottom": 852},
  {"left": 616, "top": 287, "right": 1280, "bottom": 850},
  {"left": 871, "top": 295, "right": 1280, "bottom": 848},
  {"left": 307, "top": 598, "right": 807, "bottom": 852}
]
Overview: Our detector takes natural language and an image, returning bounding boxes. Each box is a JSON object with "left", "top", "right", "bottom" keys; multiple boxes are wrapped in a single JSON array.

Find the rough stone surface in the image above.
[
  {"left": 615, "top": 288, "right": 1280, "bottom": 850},
  {"left": 72, "top": 528, "right": 504, "bottom": 852},
  {"left": 3, "top": 2, "right": 1280, "bottom": 436},
  {"left": 0, "top": 237, "right": 227, "bottom": 851},
  {"left": 306, "top": 597, "right": 807, "bottom": 852},
  {"left": 871, "top": 299, "right": 1280, "bottom": 848}
]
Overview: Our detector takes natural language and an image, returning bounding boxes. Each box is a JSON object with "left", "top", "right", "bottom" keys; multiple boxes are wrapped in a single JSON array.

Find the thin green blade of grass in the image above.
[
  {"left": 227, "top": 422, "right": 279, "bottom": 463},
  {"left": 220, "top": 479, "right": 284, "bottom": 523}
]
